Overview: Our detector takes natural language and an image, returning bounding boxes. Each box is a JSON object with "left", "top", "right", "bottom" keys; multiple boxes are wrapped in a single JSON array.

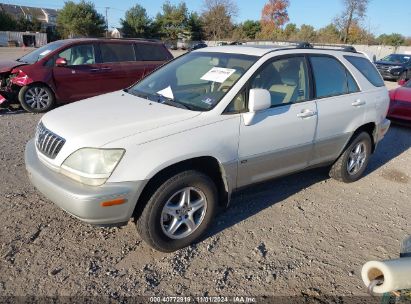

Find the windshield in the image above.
[
  {"left": 380, "top": 54, "right": 410, "bottom": 64},
  {"left": 128, "top": 52, "right": 258, "bottom": 111},
  {"left": 18, "top": 40, "right": 66, "bottom": 64}
]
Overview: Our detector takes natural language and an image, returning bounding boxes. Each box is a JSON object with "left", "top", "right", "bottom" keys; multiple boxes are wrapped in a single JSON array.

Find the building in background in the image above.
[{"left": 0, "top": 3, "right": 58, "bottom": 32}]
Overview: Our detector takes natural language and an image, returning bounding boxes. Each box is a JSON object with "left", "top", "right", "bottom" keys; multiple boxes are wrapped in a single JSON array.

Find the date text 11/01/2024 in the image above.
[{"left": 149, "top": 296, "right": 257, "bottom": 303}]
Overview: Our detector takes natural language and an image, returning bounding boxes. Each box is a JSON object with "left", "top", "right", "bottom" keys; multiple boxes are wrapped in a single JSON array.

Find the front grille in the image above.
[
  {"left": 376, "top": 65, "right": 390, "bottom": 71},
  {"left": 35, "top": 122, "right": 65, "bottom": 159}
]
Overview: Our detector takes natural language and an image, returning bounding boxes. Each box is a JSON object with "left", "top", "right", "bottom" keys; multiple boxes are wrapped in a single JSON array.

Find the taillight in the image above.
[{"left": 10, "top": 69, "right": 33, "bottom": 86}]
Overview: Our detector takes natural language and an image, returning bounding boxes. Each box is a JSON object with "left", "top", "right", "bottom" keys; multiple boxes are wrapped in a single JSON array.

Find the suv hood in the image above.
[
  {"left": 41, "top": 90, "right": 201, "bottom": 148},
  {"left": 375, "top": 60, "right": 404, "bottom": 67},
  {"left": 0, "top": 60, "right": 26, "bottom": 73}
]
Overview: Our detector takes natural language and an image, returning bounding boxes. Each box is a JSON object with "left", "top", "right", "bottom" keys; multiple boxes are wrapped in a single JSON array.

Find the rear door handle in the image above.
[
  {"left": 101, "top": 67, "right": 112, "bottom": 71},
  {"left": 297, "top": 109, "right": 317, "bottom": 118},
  {"left": 90, "top": 68, "right": 99, "bottom": 72},
  {"left": 352, "top": 99, "right": 366, "bottom": 107}
]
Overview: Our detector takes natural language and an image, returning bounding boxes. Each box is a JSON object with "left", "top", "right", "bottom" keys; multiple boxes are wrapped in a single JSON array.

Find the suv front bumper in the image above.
[{"left": 25, "top": 139, "right": 147, "bottom": 226}]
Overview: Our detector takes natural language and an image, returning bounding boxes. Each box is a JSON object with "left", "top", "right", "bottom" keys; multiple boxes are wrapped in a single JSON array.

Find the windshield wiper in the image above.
[
  {"left": 127, "top": 89, "right": 200, "bottom": 111},
  {"left": 153, "top": 93, "right": 191, "bottom": 110}
]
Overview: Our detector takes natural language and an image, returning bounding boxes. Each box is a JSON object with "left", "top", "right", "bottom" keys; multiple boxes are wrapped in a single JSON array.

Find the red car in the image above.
[
  {"left": 388, "top": 79, "right": 411, "bottom": 122},
  {"left": 0, "top": 38, "right": 173, "bottom": 112}
]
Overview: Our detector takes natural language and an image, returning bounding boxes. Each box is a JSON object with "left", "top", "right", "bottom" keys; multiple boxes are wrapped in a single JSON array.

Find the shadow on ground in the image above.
[{"left": 206, "top": 124, "right": 411, "bottom": 239}]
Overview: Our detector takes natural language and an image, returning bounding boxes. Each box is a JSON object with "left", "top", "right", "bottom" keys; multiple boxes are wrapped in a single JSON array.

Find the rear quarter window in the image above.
[
  {"left": 135, "top": 44, "right": 170, "bottom": 61},
  {"left": 100, "top": 43, "right": 135, "bottom": 63},
  {"left": 344, "top": 55, "right": 385, "bottom": 87}
]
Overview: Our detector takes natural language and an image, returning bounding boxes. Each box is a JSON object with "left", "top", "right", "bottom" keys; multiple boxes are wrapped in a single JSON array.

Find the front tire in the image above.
[
  {"left": 136, "top": 170, "right": 217, "bottom": 252},
  {"left": 329, "top": 132, "right": 372, "bottom": 183},
  {"left": 18, "top": 84, "right": 55, "bottom": 113}
]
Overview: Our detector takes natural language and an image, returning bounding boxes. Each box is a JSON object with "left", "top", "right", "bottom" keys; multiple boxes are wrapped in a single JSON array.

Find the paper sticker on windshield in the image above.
[
  {"left": 201, "top": 67, "right": 236, "bottom": 83},
  {"left": 157, "top": 86, "right": 174, "bottom": 99},
  {"left": 39, "top": 50, "right": 51, "bottom": 56}
]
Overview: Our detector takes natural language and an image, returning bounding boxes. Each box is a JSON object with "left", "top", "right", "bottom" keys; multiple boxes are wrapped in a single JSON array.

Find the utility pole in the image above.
[{"left": 105, "top": 7, "right": 110, "bottom": 37}]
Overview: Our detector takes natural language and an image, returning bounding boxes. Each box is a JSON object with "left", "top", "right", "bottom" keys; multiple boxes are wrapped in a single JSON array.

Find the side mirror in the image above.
[
  {"left": 55, "top": 57, "right": 67, "bottom": 67},
  {"left": 243, "top": 89, "right": 271, "bottom": 126},
  {"left": 398, "top": 79, "right": 407, "bottom": 86}
]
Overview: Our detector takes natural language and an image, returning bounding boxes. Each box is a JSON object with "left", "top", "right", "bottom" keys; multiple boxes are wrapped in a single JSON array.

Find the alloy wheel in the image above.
[
  {"left": 160, "top": 187, "right": 207, "bottom": 239},
  {"left": 347, "top": 141, "right": 367, "bottom": 175}
]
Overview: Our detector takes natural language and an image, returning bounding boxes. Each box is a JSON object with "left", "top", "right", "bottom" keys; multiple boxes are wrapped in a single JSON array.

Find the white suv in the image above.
[{"left": 25, "top": 44, "right": 391, "bottom": 252}]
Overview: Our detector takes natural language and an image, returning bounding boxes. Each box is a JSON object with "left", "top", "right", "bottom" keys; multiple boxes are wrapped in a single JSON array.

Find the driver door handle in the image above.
[
  {"left": 297, "top": 109, "right": 317, "bottom": 118},
  {"left": 352, "top": 99, "right": 366, "bottom": 107}
]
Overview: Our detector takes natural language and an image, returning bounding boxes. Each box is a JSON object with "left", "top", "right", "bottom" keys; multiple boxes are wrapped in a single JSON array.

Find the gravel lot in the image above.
[{"left": 0, "top": 47, "right": 410, "bottom": 300}]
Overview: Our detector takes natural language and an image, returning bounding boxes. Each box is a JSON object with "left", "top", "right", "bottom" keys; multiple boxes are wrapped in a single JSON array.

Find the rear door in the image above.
[
  {"left": 52, "top": 43, "right": 101, "bottom": 102},
  {"left": 97, "top": 42, "right": 137, "bottom": 93},
  {"left": 309, "top": 55, "right": 366, "bottom": 166}
]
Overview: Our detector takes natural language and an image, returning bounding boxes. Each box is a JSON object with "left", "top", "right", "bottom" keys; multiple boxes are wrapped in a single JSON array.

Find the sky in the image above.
[{"left": 3, "top": 0, "right": 411, "bottom": 37}]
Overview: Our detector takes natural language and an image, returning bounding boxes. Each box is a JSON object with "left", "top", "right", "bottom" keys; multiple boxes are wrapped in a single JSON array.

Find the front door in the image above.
[
  {"left": 52, "top": 43, "right": 101, "bottom": 102},
  {"left": 237, "top": 56, "right": 317, "bottom": 187}
]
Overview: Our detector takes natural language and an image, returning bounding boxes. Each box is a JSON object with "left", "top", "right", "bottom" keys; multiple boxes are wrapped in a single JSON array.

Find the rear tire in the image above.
[
  {"left": 19, "top": 84, "right": 55, "bottom": 113},
  {"left": 136, "top": 170, "right": 217, "bottom": 252},
  {"left": 329, "top": 132, "right": 372, "bottom": 183}
]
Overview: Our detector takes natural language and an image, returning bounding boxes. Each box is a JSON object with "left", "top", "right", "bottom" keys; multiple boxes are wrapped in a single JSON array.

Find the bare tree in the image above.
[
  {"left": 335, "top": 0, "right": 369, "bottom": 43},
  {"left": 201, "top": 0, "right": 238, "bottom": 40}
]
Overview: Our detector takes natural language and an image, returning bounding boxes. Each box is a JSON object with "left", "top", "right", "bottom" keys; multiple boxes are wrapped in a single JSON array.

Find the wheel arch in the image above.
[{"left": 132, "top": 156, "right": 232, "bottom": 220}]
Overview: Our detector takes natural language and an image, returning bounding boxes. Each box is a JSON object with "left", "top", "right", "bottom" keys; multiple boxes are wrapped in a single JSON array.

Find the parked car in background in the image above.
[
  {"left": 388, "top": 79, "right": 411, "bottom": 122},
  {"left": 189, "top": 43, "right": 207, "bottom": 51},
  {"left": 25, "top": 44, "right": 390, "bottom": 252},
  {"left": 0, "top": 38, "right": 173, "bottom": 113},
  {"left": 375, "top": 53, "right": 411, "bottom": 81}
]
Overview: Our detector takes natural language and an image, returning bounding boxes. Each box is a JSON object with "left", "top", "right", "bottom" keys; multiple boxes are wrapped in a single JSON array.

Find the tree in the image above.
[
  {"left": 16, "top": 16, "right": 42, "bottom": 32},
  {"left": 377, "top": 33, "right": 405, "bottom": 46},
  {"left": 0, "top": 11, "right": 17, "bottom": 31},
  {"left": 317, "top": 24, "right": 341, "bottom": 43},
  {"left": 121, "top": 4, "right": 152, "bottom": 38},
  {"left": 202, "top": 0, "right": 238, "bottom": 40},
  {"left": 260, "top": 0, "right": 290, "bottom": 39},
  {"left": 187, "top": 12, "right": 204, "bottom": 41},
  {"left": 241, "top": 20, "right": 261, "bottom": 40},
  {"left": 335, "top": 0, "right": 369, "bottom": 43},
  {"left": 283, "top": 23, "right": 298, "bottom": 40},
  {"left": 296, "top": 24, "right": 316, "bottom": 42},
  {"left": 155, "top": 1, "right": 189, "bottom": 41},
  {"left": 57, "top": 1, "right": 105, "bottom": 38}
]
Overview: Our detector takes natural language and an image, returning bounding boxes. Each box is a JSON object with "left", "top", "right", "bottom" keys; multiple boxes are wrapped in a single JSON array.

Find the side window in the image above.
[
  {"left": 344, "top": 55, "right": 385, "bottom": 87},
  {"left": 347, "top": 70, "right": 360, "bottom": 93},
  {"left": 310, "top": 56, "right": 349, "bottom": 98},
  {"left": 250, "top": 56, "right": 310, "bottom": 107},
  {"left": 100, "top": 43, "right": 135, "bottom": 63},
  {"left": 135, "top": 44, "right": 169, "bottom": 61},
  {"left": 58, "top": 44, "right": 95, "bottom": 66}
]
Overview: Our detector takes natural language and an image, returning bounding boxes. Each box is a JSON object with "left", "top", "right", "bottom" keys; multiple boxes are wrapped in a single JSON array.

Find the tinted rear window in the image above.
[
  {"left": 310, "top": 56, "right": 349, "bottom": 98},
  {"left": 100, "top": 43, "right": 135, "bottom": 63},
  {"left": 136, "top": 44, "right": 169, "bottom": 61},
  {"left": 344, "top": 55, "right": 385, "bottom": 87}
]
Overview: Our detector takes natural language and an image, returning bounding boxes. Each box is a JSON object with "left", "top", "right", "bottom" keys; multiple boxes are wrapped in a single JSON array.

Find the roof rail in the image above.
[
  {"left": 296, "top": 42, "right": 314, "bottom": 49},
  {"left": 312, "top": 43, "right": 357, "bottom": 53},
  {"left": 104, "top": 37, "right": 161, "bottom": 43}
]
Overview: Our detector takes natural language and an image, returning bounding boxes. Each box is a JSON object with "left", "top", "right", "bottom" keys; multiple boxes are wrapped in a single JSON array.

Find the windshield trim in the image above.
[{"left": 127, "top": 52, "right": 260, "bottom": 112}]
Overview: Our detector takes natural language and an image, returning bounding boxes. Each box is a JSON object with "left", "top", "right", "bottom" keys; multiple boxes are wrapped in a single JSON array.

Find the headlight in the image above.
[{"left": 61, "top": 148, "right": 125, "bottom": 186}]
